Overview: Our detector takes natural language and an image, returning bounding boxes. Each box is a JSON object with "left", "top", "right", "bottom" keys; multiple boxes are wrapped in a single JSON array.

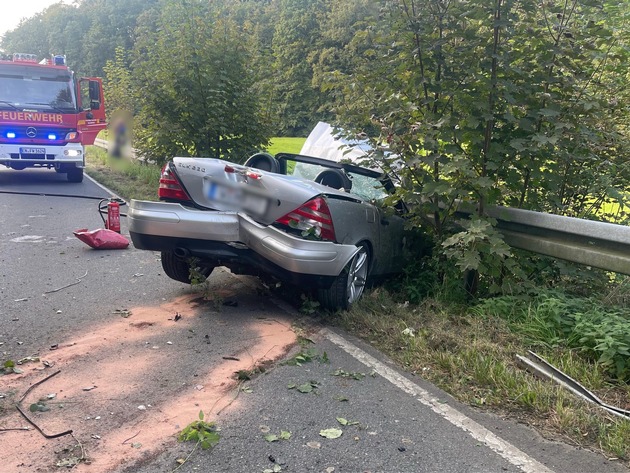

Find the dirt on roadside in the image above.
[{"left": 0, "top": 293, "right": 297, "bottom": 472}]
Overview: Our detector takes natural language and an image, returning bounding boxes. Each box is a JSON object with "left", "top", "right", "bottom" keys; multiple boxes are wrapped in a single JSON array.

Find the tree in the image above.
[
  {"left": 317, "top": 0, "right": 630, "bottom": 293},
  {"left": 266, "top": 0, "right": 326, "bottom": 136},
  {"left": 130, "top": 0, "right": 271, "bottom": 163}
]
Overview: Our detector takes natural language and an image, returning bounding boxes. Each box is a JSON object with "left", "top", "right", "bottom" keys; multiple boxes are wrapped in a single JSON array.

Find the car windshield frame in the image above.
[{"left": 275, "top": 152, "right": 395, "bottom": 200}]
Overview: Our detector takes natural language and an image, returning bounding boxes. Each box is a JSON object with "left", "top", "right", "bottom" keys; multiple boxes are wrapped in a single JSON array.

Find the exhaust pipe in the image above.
[{"left": 174, "top": 247, "right": 190, "bottom": 258}]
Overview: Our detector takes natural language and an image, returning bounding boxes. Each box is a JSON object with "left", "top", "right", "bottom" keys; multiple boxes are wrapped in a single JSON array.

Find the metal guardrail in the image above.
[
  {"left": 457, "top": 204, "right": 630, "bottom": 276},
  {"left": 93, "top": 137, "right": 109, "bottom": 150}
]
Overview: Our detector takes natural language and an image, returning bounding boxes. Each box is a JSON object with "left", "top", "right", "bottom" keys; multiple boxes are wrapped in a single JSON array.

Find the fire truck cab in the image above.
[{"left": 0, "top": 53, "right": 106, "bottom": 182}]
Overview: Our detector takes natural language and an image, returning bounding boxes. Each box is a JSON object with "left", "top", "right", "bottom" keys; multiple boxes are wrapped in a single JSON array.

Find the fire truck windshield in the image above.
[{"left": 0, "top": 65, "right": 77, "bottom": 112}]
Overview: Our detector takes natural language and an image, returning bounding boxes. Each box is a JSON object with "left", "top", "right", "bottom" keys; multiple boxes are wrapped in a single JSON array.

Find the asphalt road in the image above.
[{"left": 0, "top": 167, "right": 627, "bottom": 473}]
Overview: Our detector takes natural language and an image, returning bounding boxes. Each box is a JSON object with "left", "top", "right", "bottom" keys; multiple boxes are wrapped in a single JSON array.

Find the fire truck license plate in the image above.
[{"left": 20, "top": 147, "right": 45, "bottom": 154}]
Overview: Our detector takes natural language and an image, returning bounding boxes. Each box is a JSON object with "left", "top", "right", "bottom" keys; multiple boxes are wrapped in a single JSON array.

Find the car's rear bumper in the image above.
[{"left": 128, "top": 200, "right": 359, "bottom": 277}]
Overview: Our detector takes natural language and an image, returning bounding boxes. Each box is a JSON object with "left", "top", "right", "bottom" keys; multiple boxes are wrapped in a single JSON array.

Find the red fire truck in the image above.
[{"left": 0, "top": 53, "right": 106, "bottom": 182}]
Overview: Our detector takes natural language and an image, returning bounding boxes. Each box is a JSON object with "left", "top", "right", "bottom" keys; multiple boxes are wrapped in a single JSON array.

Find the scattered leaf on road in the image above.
[
  {"left": 319, "top": 428, "right": 343, "bottom": 439},
  {"left": 332, "top": 369, "right": 365, "bottom": 380},
  {"left": 263, "top": 465, "right": 282, "bottom": 473},
  {"left": 336, "top": 417, "right": 359, "bottom": 426},
  {"left": 29, "top": 403, "right": 50, "bottom": 412},
  {"left": 265, "top": 430, "right": 291, "bottom": 442},
  {"left": 297, "top": 383, "right": 313, "bottom": 393}
]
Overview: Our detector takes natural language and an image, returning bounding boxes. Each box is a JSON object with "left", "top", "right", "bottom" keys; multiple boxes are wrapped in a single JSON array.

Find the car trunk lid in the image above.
[{"left": 171, "top": 157, "right": 350, "bottom": 226}]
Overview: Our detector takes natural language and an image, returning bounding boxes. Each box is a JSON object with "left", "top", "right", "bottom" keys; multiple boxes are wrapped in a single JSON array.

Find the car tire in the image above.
[
  {"left": 317, "top": 243, "right": 370, "bottom": 311},
  {"left": 67, "top": 167, "right": 84, "bottom": 183},
  {"left": 161, "top": 250, "right": 214, "bottom": 284}
]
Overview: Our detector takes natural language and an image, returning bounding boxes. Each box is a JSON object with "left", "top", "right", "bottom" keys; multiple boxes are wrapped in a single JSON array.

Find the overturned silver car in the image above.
[{"left": 128, "top": 152, "right": 406, "bottom": 310}]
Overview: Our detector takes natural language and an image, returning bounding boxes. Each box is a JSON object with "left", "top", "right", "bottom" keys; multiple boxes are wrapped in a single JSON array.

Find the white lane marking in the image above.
[
  {"left": 84, "top": 172, "right": 124, "bottom": 201},
  {"left": 324, "top": 329, "right": 555, "bottom": 473}
]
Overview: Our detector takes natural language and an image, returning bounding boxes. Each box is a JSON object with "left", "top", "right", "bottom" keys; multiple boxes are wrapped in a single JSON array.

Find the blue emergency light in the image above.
[
  {"left": 48, "top": 134, "right": 57, "bottom": 140},
  {"left": 6, "top": 132, "right": 16, "bottom": 139}
]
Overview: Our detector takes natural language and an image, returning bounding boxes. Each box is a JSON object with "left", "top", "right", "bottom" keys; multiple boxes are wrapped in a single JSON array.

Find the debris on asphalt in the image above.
[
  {"left": 16, "top": 355, "right": 40, "bottom": 365},
  {"left": 43, "top": 270, "right": 88, "bottom": 294},
  {"left": 113, "top": 309, "right": 131, "bottom": 318},
  {"left": 16, "top": 370, "right": 73, "bottom": 439}
]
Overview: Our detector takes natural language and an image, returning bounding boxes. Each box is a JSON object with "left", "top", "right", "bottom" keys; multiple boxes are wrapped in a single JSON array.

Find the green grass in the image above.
[
  {"left": 85, "top": 146, "right": 161, "bottom": 201},
  {"left": 265, "top": 137, "right": 306, "bottom": 155}
]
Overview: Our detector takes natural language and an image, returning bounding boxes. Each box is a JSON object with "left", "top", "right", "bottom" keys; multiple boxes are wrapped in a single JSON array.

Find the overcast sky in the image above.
[{"left": 1, "top": 1, "right": 71, "bottom": 39}]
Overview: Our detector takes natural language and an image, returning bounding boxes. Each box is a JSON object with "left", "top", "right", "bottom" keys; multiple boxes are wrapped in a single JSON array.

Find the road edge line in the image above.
[
  {"left": 84, "top": 171, "right": 124, "bottom": 201},
  {"left": 323, "top": 329, "right": 555, "bottom": 473}
]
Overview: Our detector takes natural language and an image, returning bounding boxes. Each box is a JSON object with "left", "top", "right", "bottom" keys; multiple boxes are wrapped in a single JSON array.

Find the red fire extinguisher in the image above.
[{"left": 106, "top": 200, "right": 121, "bottom": 233}]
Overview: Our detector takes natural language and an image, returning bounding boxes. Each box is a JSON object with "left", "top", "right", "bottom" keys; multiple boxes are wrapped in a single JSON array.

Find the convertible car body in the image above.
[{"left": 128, "top": 152, "right": 405, "bottom": 310}]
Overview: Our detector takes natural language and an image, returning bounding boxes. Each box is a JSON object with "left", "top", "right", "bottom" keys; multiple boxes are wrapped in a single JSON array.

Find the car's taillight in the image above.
[
  {"left": 275, "top": 196, "right": 336, "bottom": 242},
  {"left": 158, "top": 163, "right": 191, "bottom": 201}
]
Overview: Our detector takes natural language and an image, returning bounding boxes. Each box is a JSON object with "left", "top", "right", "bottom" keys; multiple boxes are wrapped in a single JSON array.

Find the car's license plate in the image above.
[
  {"left": 20, "top": 147, "right": 45, "bottom": 154},
  {"left": 207, "top": 182, "right": 268, "bottom": 215}
]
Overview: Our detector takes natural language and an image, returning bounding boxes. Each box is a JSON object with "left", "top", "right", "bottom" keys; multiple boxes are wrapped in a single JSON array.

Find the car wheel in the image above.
[
  {"left": 67, "top": 167, "right": 84, "bottom": 183},
  {"left": 317, "top": 243, "right": 370, "bottom": 311},
  {"left": 161, "top": 250, "right": 214, "bottom": 284}
]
